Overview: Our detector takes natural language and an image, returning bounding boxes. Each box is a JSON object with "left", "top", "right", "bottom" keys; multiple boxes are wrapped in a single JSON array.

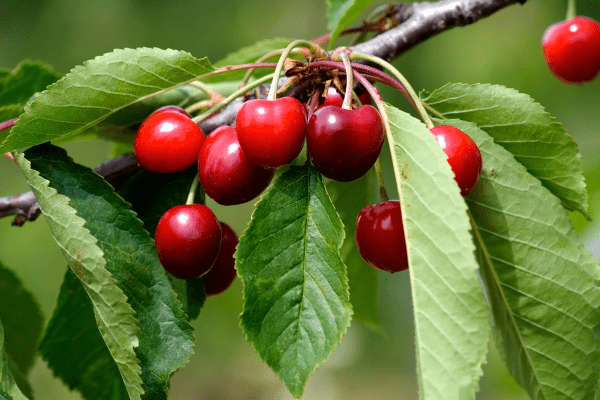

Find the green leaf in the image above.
[
  {"left": 326, "top": 0, "right": 373, "bottom": 47},
  {"left": 422, "top": 83, "right": 588, "bottom": 218},
  {"left": 444, "top": 118, "right": 600, "bottom": 400},
  {"left": 0, "top": 61, "right": 62, "bottom": 106},
  {"left": 0, "top": 318, "right": 27, "bottom": 400},
  {"left": 384, "top": 104, "right": 490, "bottom": 400},
  {"left": 14, "top": 148, "right": 144, "bottom": 400},
  {"left": 203, "top": 38, "right": 296, "bottom": 83},
  {"left": 236, "top": 164, "right": 352, "bottom": 398},
  {"left": 0, "top": 263, "right": 43, "bottom": 399},
  {"left": 39, "top": 269, "right": 126, "bottom": 400},
  {"left": 1, "top": 48, "right": 214, "bottom": 153},
  {"left": 23, "top": 143, "right": 195, "bottom": 399},
  {"left": 167, "top": 276, "right": 206, "bottom": 321},
  {"left": 328, "top": 175, "right": 379, "bottom": 327}
]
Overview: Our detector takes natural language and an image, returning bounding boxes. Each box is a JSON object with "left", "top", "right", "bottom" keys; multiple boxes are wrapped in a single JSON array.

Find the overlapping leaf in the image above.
[
  {"left": 0, "top": 263, "right": 43, "bottom": 399},
  {"left": 326, "top": 0, "right": 373, "bottom": 47},
  {"left": 328, "top": 176, "right": 378, "bottom": 327},
  {"left": 236, "top": 164, "right": 352, "bottom": 398},
  {"left": 14, "top": 148, "right": 144, "bottom": 400},
  {"left": 384, "top": 104, "right": 489, "bottom": 400},
  {"left": 23, "top": 143, "right": 195, "bottom": 399},
  {"left": 0, "top": 61, "right": 62, "bottom": 106},
  {"left": 1, "top": 48, "right": 214, "bottom": 153},
  {"left": 422, "top": 83, "right": 588, "bottom": 217},
  {"left": 39, "top": 269, "right": 126, "bottom": 400},
  {"left": 444, "top": 118, "right": 600, "bottom": 400},
  {"left": 0, "top": 318, "right": 27, "bottom": 400}
]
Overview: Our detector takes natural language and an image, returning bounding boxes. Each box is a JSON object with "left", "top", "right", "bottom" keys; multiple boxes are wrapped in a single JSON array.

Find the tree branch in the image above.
[{"left": 0, "top": 0, "right": 526, "bottom": 226}]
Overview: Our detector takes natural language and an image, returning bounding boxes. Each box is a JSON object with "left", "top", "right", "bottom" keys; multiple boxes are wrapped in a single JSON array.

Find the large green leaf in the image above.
[
  {"left": 23, "top": 143, "right": 195, "bottom": 399},
  {"left": 0, "top": 263, "right": 43, "bottom": 399},
  {"left": 328, "top": 175, "right": 379, "bottom": 327},
  {"left": 39, "top": 269, "right": 126, "bottom": 400},
  {"left": 384, "top": 104, "right": 489, "bottom": 400},
  {"left": 0, "top": 318, "right": 27, "bottom": 400},
  {"left": 236, "top": 164, "right": 352, "bottom": 398},
  {"left": 326, "top": 0, "right": 373, "bottom": 47},
  {"left": 14, "top": 148, "right": 144, "bottom": 400},
  {"left": 445, "top": 118, "right": 600, "bottom": 400},
  {"left": 422, "top": 83, "right": 588, "bottom": 218},
  {"left": 1, "top": 48, "right": 214, "bottom": 153},
  {"left": 0, "top": 61, "right": 62, "bottom": 106}
]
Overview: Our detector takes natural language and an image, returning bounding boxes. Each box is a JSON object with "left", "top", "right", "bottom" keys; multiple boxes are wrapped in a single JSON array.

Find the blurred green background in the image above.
[{"left": 1, "top": 0, "right": 599, "bottom": 398}]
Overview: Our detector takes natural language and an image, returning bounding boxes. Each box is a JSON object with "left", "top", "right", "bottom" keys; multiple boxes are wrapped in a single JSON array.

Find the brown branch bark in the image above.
[{"left": 0, "top": 0, "right": 526, "bottom": 226}]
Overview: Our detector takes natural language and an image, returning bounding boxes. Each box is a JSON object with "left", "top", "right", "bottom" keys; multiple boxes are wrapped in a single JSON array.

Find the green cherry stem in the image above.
[
  {"left": 340, "top": 53, "right": 354, "bottom": 110},
  {"left": 185, "top": 174, "right": 200, "bottom": 205},
  {"left": 268, "top": 39, "right": 326, "bottom": 101},
  {"left": 190, "top": 80, "right": 223, "bottom": 100},
  {"left": 374, "top": 159, "right": 389, "bottom": 202},
  {"left": 192, "top": 73, "right": 275, "bottom": 124},
  {"left": 240, "top": 48, "right": 304, "bottom": 88},
  {"left": 350, "top": 52, "right": 434, "bottom": 129},
  {"left": 566, "top": 0, "right": 576, "bottom": 20}
]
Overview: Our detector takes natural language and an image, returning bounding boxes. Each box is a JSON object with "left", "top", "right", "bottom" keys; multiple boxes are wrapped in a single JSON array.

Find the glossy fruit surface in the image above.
[
  {"left": 198, "top": 126, "right": 274, "bottom": 205},
  {"left": 236, "top": 97, "right": 307, "bottom": 169},
  {"left": 320, "top": 87, "right": 344, "bottom": 108},
  {"left": 134, "top": 109, "right": 205, "bottom": 173},
  {"left": 152, "top": 105, "right": 192, "bottom": 118},
  {"left": 430, "top": 125, "right": 482, "bottom": 196},
  {"left": 202, "top": 223, "right": 238, "bottom": 296},
  {"left": 355, "top": 200, "right": 408, "bottom": 273},
  {"left": 155, "top": 204, "right": 222, "bottom": 280},
  {"left": 542, "top": 16, "right": 600, "bottom": 83},
  {"left": 307, "top": 105, "right": 384, "bottom": 182}
]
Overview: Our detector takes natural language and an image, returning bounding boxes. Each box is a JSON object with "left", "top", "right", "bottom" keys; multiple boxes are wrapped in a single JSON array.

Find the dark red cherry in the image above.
[
  {"left": 134, "top": 109, "right": 205, "bottom": 173},
  {"left": 236, "top": 97, "right": 307, "bottom": 169},
  {"left": 152, "top": 105, "right": 192, "bottom": 118},
  {"left": 430, "top": 125, "right": 482, "bottom": 196},
  {"left": 198, "top": 125, "right": 274, "bottom": 205},
  {"left": 542, "top": 16, "right": 600, "bottom": 83},
  {"left": 202, "top": 222, "right": 239, "bottom": 296},
  {"left": 307, "top": 105, "right": 384, "bottom": 182},
  {"left": 154, "top": 204, "right": 222, "bottom": 280},
  {"left": 358, "top": 90, "right": 372, "bottom": 106},
  {"left": 320, "top": 87, "right": 344, "bottom": 108},
  {"left": 355, "top": 200, "right": 408, "bottom": 273}
]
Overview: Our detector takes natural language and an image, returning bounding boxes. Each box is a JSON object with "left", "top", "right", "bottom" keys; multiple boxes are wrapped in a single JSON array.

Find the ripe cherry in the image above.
[
  {"left": 236, "top": 97, "right": 307, "bottom": 169},
  {"left": 355, "top": 200, "right": 408, "bottom": 273},
  {"left": 202, "top": 223, "right": 239, "bottom": 296},
  {"left": 198, "top": 125, "right": 274, "bottom": 205},
  {"left": 430, "top": 125, "right": 482, "bottom": 196},
  {"left": 154, "top": 204, "right": 222, "bottom": 280},
  {"left": 320, "top": 87, "right": 344, "bottom": 108},
  {"left": 542, "top": 16, "right": 600, "bottom": 83},
  {"left": 134, "top": 109, "right": 205, "bottom": 173},
  {"left": 307, "top": 105, "right": 384, "bottom": 182},
  {"left": 358, "top": 90, "right": 372, "bottom": 106},
  {"left": 151, "top": 105, "right": 192, "bottom": 118}
]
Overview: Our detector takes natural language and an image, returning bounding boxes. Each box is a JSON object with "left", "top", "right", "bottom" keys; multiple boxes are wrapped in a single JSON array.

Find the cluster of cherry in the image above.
[{"left": 133, "top": 84, "right": 483, "bottom": 289}]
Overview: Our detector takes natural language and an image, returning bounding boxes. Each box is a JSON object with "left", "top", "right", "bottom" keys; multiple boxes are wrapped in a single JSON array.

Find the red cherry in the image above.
[
  {"left": 430, "top": 125, "right": 482, "bottom": 196},
  {"left": 236, "top": 97, "right": 307, "bottom": 169},
  {"left": 198, "top": 126, "right": 274, "bottom": 205},
  {"left": 154, "top": 204, "right": 222, "bottom": 280},
  {"left": 134, "top": 109, "right": 205, "bottom": 173},
  {"left": 542, "top": 16, "right": 600, "bottom": 83},
  {"left": 358, "top": 91, "right": 372, "bottom": 106},
  {"left": 202, "top": 223, "right": 239, "bottom": 296},
  {"left": 306, "top": 105, "right": 384, "bottom": 182},
  {"left": 320, "top": 87, "right": 344, "bottom": 108},
  {"left": 151, "top": 105, "right": 192, "bottom": 118},
  {"left": 355, "top": 200, "right": 408, "bottom": 273}
]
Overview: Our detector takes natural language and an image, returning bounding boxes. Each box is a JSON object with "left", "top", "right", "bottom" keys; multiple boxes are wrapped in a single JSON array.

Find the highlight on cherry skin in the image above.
[
  {"left": 134, "top": 108, "right": 205, "bottom": 173},
  {"left": 306, "top": 104, "right": 384, "bottom": 182},
  {"left": 236, "top": 97, "right": 307, "bottom": 169},
  {"left": 198, "top": 125, "right": 274, "bottom": 206},
  {"left": 202, "top": 222, "right": 239, "bottom": 296},
  {"left": 542, "top": 16, "right": 600, "bottom": 84},
  {"left": 154, "top": 204, "right": 222, "bottom": 280},
  {"left": 430, "top": 125, "right": 482, "bottom": 196},
  {"left": 355, "top": 200, "right": 408, "bottom": 273}
]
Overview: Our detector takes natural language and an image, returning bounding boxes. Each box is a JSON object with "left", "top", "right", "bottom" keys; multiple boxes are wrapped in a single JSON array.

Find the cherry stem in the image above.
[
  {"left": 268, "top": 40, "right": 325, "bottom": 101},
  {"left": 189, "top": 80, "right": 222, "bottom": 100},
  {"left": 240, "top": 48, "right": 304, "bottom": 88},
  {"left": 374, "top": 159, "right": 389, "bottom": 202},
  {"left": 186, "top": 174, "right": 200, "bottom": 205},
  {"left": 340, "top": 53, "right": 354, "bottom": 110},
  {"left": 0, "top": 118, "right": 18, "bottom": 133},
  {"left": 350, "top": 52, "right": 434, "bottom": 130},
  {"left": 307, "top": 91, "right": 321, "bottom": 122},
  {"left": 566, "top": 0, "right": 576, "bottom": 20},
  {"left": 192, "top": 73, "right": 275, "bottom": 124},
  {"left": 195, "top": 62, "right": 278, "bottom": 81}
]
